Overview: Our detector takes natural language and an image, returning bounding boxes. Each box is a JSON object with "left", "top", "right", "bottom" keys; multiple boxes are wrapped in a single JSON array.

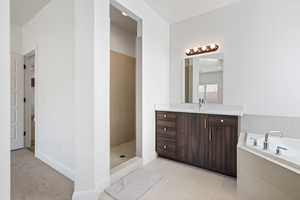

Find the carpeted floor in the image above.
[{"left": 11, "top": 149, "right": 74, "bottom": 200}]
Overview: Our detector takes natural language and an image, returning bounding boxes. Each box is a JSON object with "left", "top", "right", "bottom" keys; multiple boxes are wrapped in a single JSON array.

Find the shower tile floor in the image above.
[{"left": 110, "top": 140, "right": 136, "bottom": 169}]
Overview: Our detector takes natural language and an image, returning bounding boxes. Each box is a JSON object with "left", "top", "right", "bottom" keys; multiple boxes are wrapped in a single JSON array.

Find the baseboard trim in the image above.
[
  {"left": 72, "top": 190, "right": 98, "bottom": 200},
  {"left": 35, "top": 151, "right": 74, "bottom": 181},
  {"left": 143, "top": 152, "right": 157, "bottom": 166}
]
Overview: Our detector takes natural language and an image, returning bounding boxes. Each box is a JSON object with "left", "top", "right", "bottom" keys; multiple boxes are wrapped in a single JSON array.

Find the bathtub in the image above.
[
  {"left": 237, "top": 132, "right": 300, "bottom": 200},
  {"left": 245, "top": 133, "right": 300, "bottom": 170}
]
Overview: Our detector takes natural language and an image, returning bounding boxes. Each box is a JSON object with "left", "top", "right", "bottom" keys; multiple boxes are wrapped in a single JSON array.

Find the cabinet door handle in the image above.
[
  {"left": 209, "top": 128, "right": 212, "bottom": 142},
  {"left": 163, "top": 114, "right": 167, "bottom": 119},
  {"left": 164, "top": 128, "right": 167, "bottom": 132},
  {"left": 163, "top": 145, "right": 167, "bottom": 150},
  {"left": 204, "top": 119, "right": 207, "bottom": 129}
]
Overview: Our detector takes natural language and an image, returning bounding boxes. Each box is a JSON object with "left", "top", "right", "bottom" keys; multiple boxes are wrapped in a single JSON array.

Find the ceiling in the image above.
[
  {"left": 11, "top": 0, "right": 51, "bottom": 25},
  {"left": 144, "top": 0, "right": 238, "bottom": 23},
  {"left": 110, "top": 5, "right": 137, "bottom": 34}
]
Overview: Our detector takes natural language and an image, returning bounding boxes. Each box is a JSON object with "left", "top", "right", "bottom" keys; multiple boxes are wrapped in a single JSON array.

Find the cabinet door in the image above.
[
  {"left": 191, "top": 115, "right": 209, "bottom": 168},
  {"left": 208, "top": 116, "right": 238, "bottom": 176},
  {"left": 177, "top": 113, "right": 209, "bottom": 167},
  {"left": 177, "top": 113, "right": 194, "bottom": 163}
]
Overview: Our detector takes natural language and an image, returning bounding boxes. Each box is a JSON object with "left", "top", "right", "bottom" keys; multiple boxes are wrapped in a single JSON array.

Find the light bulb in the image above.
[
  {"left": 201, "top": 46, "right": 207, "bottom": 51},
  {"left": 193, "top": 47, "right": 198, "bottom": 52},
  {"left": 210, "top": 43, "right": 217, "bottom": 49},
  {"left": 186, "top": 49, "right": 191, "bottom": 54},
  {"left": 122, "top": 12, "right": 128, "bottom": 16}
]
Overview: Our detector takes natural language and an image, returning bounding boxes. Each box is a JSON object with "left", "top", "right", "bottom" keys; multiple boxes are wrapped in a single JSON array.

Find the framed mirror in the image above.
[{"left": 184, "top": 53, "right": 223, "bottom": 104}]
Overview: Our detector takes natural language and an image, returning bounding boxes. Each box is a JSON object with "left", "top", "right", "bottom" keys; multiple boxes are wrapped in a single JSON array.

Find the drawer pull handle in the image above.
[
  {"left": 221, "top": 120, "right": 224, "bottom": 123},
  {"left": 163, "top": 114, "right": 167, "bottom": 118},
  {"left": 163, "top": 145, "right": 167, "bottom": 150},
  {"left": 164, "top": 128, "right": 167, "bottom": 132}
]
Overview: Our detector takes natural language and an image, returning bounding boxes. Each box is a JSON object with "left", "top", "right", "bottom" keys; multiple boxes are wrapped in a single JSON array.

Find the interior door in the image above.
[{"left": 10, "top": 53, "right": 24, "bottom": 150}]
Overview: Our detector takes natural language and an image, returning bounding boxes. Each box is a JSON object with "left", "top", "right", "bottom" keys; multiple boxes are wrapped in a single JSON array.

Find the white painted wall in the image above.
[
  {"left": 22, "top": 0, "right": 75, "bottom": 179},
  {"left": 0, "top": 0, "right": 10, "bottom": 199},
  {"left": 230, "top": 0, "right": 300, "bottom": 117},
  {"left": 74, "top": 0, "right": 170, "bottom": 199},
  {"left": 10, "top": 24, "right": 22, "bottom": 54},
  {"left": 170, "top": 0, "right": 300, "bottom": 118},
  {"left": 113, "top": 0, "right": 170, "bottom": 165},
  {"left": 110, "top": 23, "right": 136, "bottom": 57},
  {"left": 170, "top": 7, "right": 226, "bottom": 104}
]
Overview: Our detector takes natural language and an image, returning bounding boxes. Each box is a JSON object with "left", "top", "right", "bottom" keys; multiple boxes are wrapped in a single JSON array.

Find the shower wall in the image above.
[{"left": 110, "top": 50, "right": 136, "bottom": 147}]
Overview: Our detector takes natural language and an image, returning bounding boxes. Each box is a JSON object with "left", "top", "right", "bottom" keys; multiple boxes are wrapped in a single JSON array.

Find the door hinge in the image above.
[
  {"left": 31, "top": 78, "right": 35, "bottom": 88},
  {"left": 24, "top": 98, "right": 26, "bottom": 103},
  {"left": 24, "top": 132, "right": 26, "bottom": 136},
  {"left": 24, "top": 65, "right": 27, "bottom": 69}
]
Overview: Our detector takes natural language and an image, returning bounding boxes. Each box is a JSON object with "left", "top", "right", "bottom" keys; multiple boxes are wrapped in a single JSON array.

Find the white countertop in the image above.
[{"left": 155, "top": 104, "right": 244, "bottom": 116}]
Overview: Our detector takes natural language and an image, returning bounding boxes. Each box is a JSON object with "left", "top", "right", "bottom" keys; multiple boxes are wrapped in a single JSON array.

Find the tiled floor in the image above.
[
  {"left": 101, "top": 158, "right": 237, "bottom": 200},
  {"left": 11, "top": 149, "right": 74, "bottom": 200},
  {"left": 110, "top": 140, "right": 136, "bottom": 169}
]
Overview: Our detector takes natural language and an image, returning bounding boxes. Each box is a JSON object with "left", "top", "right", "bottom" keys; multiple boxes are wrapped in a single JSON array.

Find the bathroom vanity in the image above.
[{"left": 155, "top": 104, "right": 242, "bottom": 177}]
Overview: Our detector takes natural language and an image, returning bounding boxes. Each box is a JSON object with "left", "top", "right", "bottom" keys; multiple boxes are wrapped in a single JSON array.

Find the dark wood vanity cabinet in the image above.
[{"left": 156, "top": 111, "right": 238, "bottom": 177}]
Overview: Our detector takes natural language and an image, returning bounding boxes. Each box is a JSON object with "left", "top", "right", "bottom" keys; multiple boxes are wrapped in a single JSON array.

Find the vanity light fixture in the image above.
[{"left": 185, "top": 43, "right": 219, "bottom": 56}]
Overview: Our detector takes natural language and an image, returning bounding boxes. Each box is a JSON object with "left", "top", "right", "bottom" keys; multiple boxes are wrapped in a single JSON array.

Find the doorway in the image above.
[
  {"left": 10, "top": 53, "right": 24, "bottom": 150},
  {"left": 109, "top": 4, "right": 141, "bottom": 170},
  {"left": 24, "top": 52, "right": 35, "bottom": 152}
]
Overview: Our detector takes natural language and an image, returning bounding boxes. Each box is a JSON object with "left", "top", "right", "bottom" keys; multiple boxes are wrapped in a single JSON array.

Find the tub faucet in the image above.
[
  {"left": 263, "top": 130, "right": 284, "bottom": 150},
  {"left": 275, "top": 146, "right": 288, "bottom": 155}
]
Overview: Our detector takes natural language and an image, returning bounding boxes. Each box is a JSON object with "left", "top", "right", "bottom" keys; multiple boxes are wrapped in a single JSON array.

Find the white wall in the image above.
[
  {"left": 170, "top": 6, "right": 226, "bottom": 104},
  {"left": 22, "top": 0, "right": 75, "bottom": 179},
  {"left": 110, "top": 23, "right": 136, "bottom": 57},
  {"left": 73, "top": 0, "right": 170, "bottom": 199},
  {"left": 73, "top": 0, "right": 99, "bottom": 199},
  {"left": 10, "top": 24, "right": 22, "bottom": 54},
  {"left": 170, "top": 0, "right": 300, "bottom": 118},
  {"left": 113, "top": 0, "right": 170, "bottom": 164},
  {"left": 0, "top": 0, "right": 10, "bottom": 199},
  {"left": 230, "top": 0, "right": 300, "bottom": 117}
]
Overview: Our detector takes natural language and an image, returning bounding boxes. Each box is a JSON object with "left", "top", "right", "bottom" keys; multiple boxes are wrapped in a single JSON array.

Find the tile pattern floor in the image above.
[
  {"left": 11, "top": 149, "right": 74, "bottom": 200},
  {"left": 102, "top": 158, "right": 237, "bottom": 200},
  {"left": 111, "top": 140, "right": 136, "bottom": 169}
]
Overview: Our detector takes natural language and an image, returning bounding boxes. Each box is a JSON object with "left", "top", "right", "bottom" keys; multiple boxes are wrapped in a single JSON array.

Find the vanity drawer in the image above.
[
  {"left": 157, "top": 127, "right": 176, "bottom": 139},
  {"left": 156, "top": 112, "right": 177, "bottom": 121},
  {"left": 156, "top": 138, "right": 176, "bottom": 159},
  {"left": 208, "top": 115, "right": 237, "bottom": 127},
  {"left": 156, "top": 120, "right": 176, "bottom": 128}
]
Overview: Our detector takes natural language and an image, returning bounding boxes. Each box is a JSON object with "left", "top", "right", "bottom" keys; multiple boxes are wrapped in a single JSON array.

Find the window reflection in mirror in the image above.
[{"left": 184, "top": 53, "right": 223, "bottom": 104}]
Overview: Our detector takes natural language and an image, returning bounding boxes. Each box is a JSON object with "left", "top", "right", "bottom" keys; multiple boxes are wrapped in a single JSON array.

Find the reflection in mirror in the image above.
[{"left": 185, "top": 53, "right": 223, "bottom": 104}]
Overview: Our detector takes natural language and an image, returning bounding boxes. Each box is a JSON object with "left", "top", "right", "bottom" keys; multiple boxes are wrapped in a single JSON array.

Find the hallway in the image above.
[{"left": 11, "top": 149, "right": 73, "bottom": 200}]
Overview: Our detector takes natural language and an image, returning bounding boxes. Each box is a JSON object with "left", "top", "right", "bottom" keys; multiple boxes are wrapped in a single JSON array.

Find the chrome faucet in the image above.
[
  {"left": 198, "top": 98, "right": 206, "bottom": 109},
  {"left": 263, "top": 130, "right": 284, "bottom": 150},
  {"left": 275, "top": 146, "right": 288, "bottom": 155}
]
